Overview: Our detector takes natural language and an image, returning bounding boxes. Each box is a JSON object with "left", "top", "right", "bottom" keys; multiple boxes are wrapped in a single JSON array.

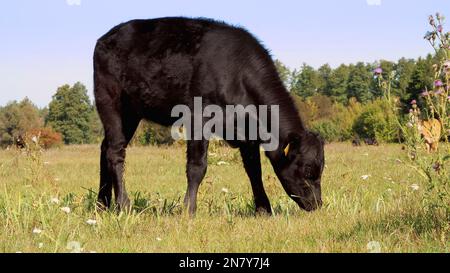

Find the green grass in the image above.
[{"left": 0, "top": 143, "right": 448, "bottom": 253}]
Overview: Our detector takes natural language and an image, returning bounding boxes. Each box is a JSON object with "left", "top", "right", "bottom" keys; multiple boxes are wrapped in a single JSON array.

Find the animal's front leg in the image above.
[
  {"left": 240, "top": 143, "right": 272, "bottom": 215},
  {"left": 184, "top": 139, "right": 209, "bottom": 216}
]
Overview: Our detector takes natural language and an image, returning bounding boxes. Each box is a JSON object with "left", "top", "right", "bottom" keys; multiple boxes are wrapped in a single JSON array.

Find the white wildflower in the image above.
[
  {"left": 217, "top": 161, "right": 229, "bottom": 166},
  {"left": 86, "top": 219, "right": 97, "bottom": 226},
  {"left": 32, "top": 227, "right": 42, "bottom": 234},
  {"left": 50, "top": 197, "right": 59, "bottom": 204},
  {"left": 66, "top": 241, "right": 82, "bottom": 253},
  {"left": 367, "top": 241, "right": 381, "bottom": 253},
  {"left": 361, "top": 175, "right": 371, "bottom": 180},
  {"left": 31, "top": 136, "right": 38, "bottom": 144},
  {"left": 60, "top": 207, "right": 71, "bottom": 213},
  {"left": 221, "top": 187, "right": 229, "bottom": 193},
  {"left": 410, "top": 184, "right": 419, "bottom": 191},
  {"left": 156, "top": 237, "right": 162, "bottom": 241},
  {"left": 38, "top": 243, "right": 44, "bottom": 249}
]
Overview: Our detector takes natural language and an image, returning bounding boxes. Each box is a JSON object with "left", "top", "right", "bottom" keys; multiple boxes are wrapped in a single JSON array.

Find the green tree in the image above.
[
  {"left": 395, "top": 58, "right": 416, "bottom": 102},
  {"left": 347, "top": 62, "right": 373, "bottom": 103},
  {"left": 89, "top": 110, "right": 103, "bottom": 144},
  {"left": 327, "top": 64, "right": 350, "bottom": 103},
  {"left": 274, "top": 59, "right": 291, "bottom": 89},
  {"left": 407, "top": 54, "right": 435, "bottom": 105},
  {"left": 0, "top": 98, "right": 43, "bottom": 146},
  {"left": 291, "top": 63, "right": 321, "bottom": 98},
  {"left": 317, "top": 64, "right": 332, "bottom": 95},
  {"left": 46, "top": 82, "right": 93, "bottom": 144}
]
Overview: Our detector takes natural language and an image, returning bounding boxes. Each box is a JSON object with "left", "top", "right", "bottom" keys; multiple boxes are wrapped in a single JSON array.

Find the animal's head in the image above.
[{"left": 277, "top": 131, "right": 325, "bottom": 211}]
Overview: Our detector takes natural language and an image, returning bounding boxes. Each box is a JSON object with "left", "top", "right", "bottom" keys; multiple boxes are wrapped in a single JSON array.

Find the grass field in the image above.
[{"left": 0, "top": 142, "right": 448, "bottom": 253}]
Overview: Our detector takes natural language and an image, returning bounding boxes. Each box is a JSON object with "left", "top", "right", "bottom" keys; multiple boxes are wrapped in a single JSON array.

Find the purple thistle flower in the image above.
[
  {"left": 373, "top": 67, "right": 383, "bottom": 75},
  {"left": 434, "top": 80, "right": 443, "bottom": 87},
  {"left": 448, "top": 95, "right": 450, "bottom": 101},
  {"left": 437, "top": 25, "right": 443, "bottom": 33},
  {"left": 421, "top": 90, "right": 430, "bottom": 96},
  {"left": 410, "top": 100, "right": 417, "bottom": 105},
  {"left": 435, "top": 90, "right": 443, "bottom": 95}
]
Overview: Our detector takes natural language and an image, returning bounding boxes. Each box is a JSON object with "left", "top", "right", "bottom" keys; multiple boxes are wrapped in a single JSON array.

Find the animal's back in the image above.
[
  {"left": 92, "top": 18, "right": 320, "bottom": 214},
  {"left": 94, "top": 17, "right": 289, "bottom": 125}
]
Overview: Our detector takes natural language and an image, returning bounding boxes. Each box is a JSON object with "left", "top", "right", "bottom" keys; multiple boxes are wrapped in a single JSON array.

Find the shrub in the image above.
[
  {"left": 132, "top": 121, "right": 174, "bottom": 146},
  {"left": 352, "top": 99, "right": 399, "bottom": 142},
  {"left": 25, "top": 128, "right": 63, "bottom": 149},
  {"left": 311, "top": 120, "right": 340, "bottom": 142},
  {"left": 309, "top": 98, "right": 363, "bottom": 142}
]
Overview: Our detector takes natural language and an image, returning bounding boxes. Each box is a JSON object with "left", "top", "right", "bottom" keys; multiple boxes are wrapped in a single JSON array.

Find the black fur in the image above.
[
  {"left": 94, "top": 17, "right": 325, "bottom": 215},
  {"left": 364, "top": 138, "right": 379, "bottom": 146}
]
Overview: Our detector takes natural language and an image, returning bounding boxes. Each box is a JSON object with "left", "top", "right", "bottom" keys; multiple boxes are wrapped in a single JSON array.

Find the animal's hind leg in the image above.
[
  {"left": 97, "top": 113, "right": 140, "bottom": 209},
  {"left": 98, "top": 138, "right": 112, "bottom": 208},
  {"left": 97, "top": 100, "right": 140, "bottom": 211},
  {"left": 184, "top": 139, "right": 209, "bottom": 216}
]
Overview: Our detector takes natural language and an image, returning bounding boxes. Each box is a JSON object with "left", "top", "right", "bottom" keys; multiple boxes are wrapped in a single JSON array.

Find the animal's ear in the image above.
[
  {"left": 283, "top": 132, "right": 302, "bottom": 157},
  {"left": 283, "top": 143, "right": 290, "bottom": 156}
]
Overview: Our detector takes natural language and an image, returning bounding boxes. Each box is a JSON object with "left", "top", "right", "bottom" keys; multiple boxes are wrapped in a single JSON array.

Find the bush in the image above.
[
  {"left": 309, "top": 97, "right": 363, "bottom": 142},
  {"left": 132, "top": 121, "right": 174, "bottom": 146},
  {"left": 25, "top": 128, "right": 63, "bottom": 149},
  {"left": 0, "top": 98, "right": 43, "bottom": 147},
  {"left": 353, "top": 99, "right": 399, "bottom": 142},
  {"left": 310, "top": 120, "right": 340, "bottom": 142}
]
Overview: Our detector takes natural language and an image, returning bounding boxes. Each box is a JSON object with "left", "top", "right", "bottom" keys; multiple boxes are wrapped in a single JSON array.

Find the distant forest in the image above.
[{"left": 0, "top": 52, "right": 442, "bottom": 147}]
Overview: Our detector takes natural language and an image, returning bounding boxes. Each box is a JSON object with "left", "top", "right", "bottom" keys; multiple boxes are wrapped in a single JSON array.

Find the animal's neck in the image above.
[{"left": 263, "top": 88, "right": 307, "bottom": 165}]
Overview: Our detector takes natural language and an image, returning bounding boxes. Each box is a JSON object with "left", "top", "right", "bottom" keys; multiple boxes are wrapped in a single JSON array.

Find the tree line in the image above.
[
  {"left": 275, "top": 53, "right": 441, "bottom": 142},
  {"left": 0, "top": 82, "right": 172, "bottom": 148},
  {"left": 0, "top": 53, "right": 439, "bottom": 148},
  {"left": 275, "top": 53, "right": 437, "bottom": 106}
]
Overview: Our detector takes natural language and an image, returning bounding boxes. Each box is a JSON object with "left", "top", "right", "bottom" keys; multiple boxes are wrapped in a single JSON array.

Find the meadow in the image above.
[{"left": 0, "top": 142, "right": 448, "bottom": 253}]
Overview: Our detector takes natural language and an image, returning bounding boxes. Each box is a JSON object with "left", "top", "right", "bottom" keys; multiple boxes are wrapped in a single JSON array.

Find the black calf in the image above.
[{"left": 94, "top": 17, "right": 325, "bottom": 215}]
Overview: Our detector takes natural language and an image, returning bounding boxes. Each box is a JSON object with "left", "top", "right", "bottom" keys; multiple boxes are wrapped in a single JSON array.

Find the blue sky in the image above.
[{"left": 0, "top": 0, "right": 449, "bottom": 107}]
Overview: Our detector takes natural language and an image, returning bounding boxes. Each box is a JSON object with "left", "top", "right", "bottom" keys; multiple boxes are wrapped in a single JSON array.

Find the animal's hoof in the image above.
[
  {"left": 116, "top": 197, "right": 131, "bottom": 212},
  {"left": 255, "top": 207, "right": 272, "bottom": 216},
  {"left": 96, "top": 197, "right": 111, "bottom": 211}
]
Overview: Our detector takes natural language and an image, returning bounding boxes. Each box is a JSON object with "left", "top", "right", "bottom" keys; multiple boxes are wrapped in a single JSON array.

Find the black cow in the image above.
[
  {"left": 352, "top": 137, "right": 361, "bottom": 147},
  {"left": 94, "top": 17, "right": 325, "bottom": 215},
  {"left": 364, "top": 138, "right": 379, "bottom": 146},
  {"left": 15, "top": 135, "right": 26, "bottom": 149}
]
